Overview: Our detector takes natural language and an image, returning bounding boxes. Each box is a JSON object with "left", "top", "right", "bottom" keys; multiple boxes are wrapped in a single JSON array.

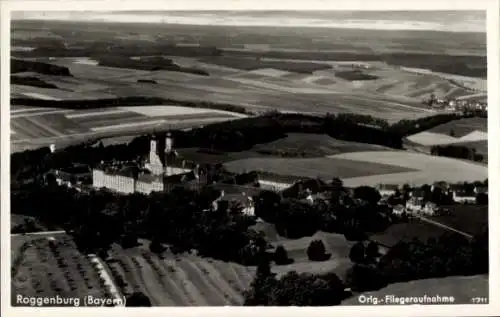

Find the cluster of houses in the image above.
[
  {"left": 377, "top": 182, "right": 487, "bottom": 217},
  {"left": 46, "top": 133, "right": 487, "bottom": 219},
  {"left": 426, "top": 94, "right": 487, "bottom": 112}
]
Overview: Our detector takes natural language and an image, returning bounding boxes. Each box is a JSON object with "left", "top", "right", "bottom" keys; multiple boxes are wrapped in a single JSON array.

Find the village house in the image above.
[
  {"left": 405, "top": 196, "right": 424, "bottom": 213},
  {"left": 452, "top": 190, "right": 477, "bottom": 204},
  {"left": 392, "top": 204, "right": 405, "bottom": 216},
  {"left": 52, "top": 164, "right": 92, "bottom": 189},
  {"left": 376, "top": 184, "right": 400, "bottom": 197},
  {"left": 209, "top": 183, "right": 261, "bottom": 216}
]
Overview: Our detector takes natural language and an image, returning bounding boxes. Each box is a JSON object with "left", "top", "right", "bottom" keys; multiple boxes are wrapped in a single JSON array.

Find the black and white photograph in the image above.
[{"left": 1, "top": 1, "right": 497, "bottom": 314}]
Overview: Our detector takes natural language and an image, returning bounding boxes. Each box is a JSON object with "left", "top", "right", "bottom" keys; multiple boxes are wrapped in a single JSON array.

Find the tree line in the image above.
[
  {"left": 12, "top": 183, "right": 262, "bottom": 265},
  {"left": 431, "top": 145, "right": 484, "bottom": 162}
]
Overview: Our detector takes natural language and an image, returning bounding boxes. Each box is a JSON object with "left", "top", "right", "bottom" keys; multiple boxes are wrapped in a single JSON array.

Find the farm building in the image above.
[
  {"left": 452, "top": 191, "right": 477, "bottom": 204},
  {"left": 209, "top": 183, "right": 263, "bottom": 216},
  {"left": 376, "top": 184, "right": 400, "bottom": 197},
  {"left": 51, "top": 164, "right": 92, "bottom": 189}
]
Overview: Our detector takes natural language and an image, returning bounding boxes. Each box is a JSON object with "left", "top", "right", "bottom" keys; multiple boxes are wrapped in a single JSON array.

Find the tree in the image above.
[
  {"left": 366, "top": 241, "right": 380, "bottom": 260},
  {"left": 243, "top": 255, "right": 278, "bottom": 306},
  {"left": 274, "top": 245, "right": 294, "bottom": 265},
  {"left": 126, "top": 292, "right": 152, "bottom": 306},
  {"left": 307, "top": 240, "right": 331, "bottom": 261},
  {"left": 476, "top": 193, "right": 488, "bottom": 205},
  {"left": 345, "top": 264, "right": 387, "bottom": 292},
  {"left": 353, "top": 186, "right": 381, "bottom": 205},
  {"left": 246, "top": 271, "right": 347, "bottom": 306},
  {"left": 349, "top": 242, "right": 366, "bottom": 264},
  {"left": 254, "top": 190, "right": 282, "bottom": 222},
  {"left": 149, "top": 240, "right": 165, "bottom": 254}
]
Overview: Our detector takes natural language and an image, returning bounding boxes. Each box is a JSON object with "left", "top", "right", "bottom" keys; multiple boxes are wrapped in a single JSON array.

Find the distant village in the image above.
[{"left": 425, "top": 93, "right": 487, "bottom": 113}]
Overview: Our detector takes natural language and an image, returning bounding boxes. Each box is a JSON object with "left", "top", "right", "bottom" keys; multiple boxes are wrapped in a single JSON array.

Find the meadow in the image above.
[
  {"left": 330, "top": 151, "right": 488, "bottom": 187},
  {"left": 104, "top": 227, "right": 355, "bottom": 306}
]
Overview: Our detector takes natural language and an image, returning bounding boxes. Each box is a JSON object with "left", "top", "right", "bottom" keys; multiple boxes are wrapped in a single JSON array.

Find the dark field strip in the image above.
[
  {"left": 11, "top": 117, "right": 56, "bottom": 139},
  {"left": 76, "top": 111, "right": 235, "bottom": 129},
  {"left": 34, "top": 113, "right": 89, "bottom": 135},
  {"left": 199, "top": 56, "right": 331, "bottom": 74},
  {"left": 427, "top": 117, "right": 487, "bottom": 137},
  {"left": 370, "top": 218, "right": 451, "bottom": 248},
  {"left": 224, "top": 156, "right": 416, "bottom": 181},
  {"left": 429, "top": 205, "right": 488, "bottom": 236}
]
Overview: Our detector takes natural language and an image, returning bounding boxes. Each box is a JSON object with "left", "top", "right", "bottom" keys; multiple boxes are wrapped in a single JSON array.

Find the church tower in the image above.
[
  {"left": 148, "top": 138, "right": 164, "bottom": 175},
  {"left": 165, "top": 132, "right": 174, "bottom": 176}
]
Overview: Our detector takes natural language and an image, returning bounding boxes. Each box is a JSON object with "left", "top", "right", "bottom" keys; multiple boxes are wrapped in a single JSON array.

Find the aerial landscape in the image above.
[{"left": 9, "top": 10, "right": 488, "bottom": 307}]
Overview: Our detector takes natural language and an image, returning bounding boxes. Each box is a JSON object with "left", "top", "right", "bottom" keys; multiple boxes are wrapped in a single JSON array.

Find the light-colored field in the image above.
[
  {"left": 342, "top": 275, "right": 488, "bottom": 305},
  {"left": 401, "top": 67, "right": 487, "bottom": 92},
  {"left": 330, "top": 151, "right": 488, "bottom": 186},
  {"left": 11, "top": 234, "right": 110, "bottom": 306},
  {"left": 247, "top": 68, "right": 291, "bottom": 77},
  {"left": 407, "top": 117, "right": 487, "bottom": 146},
  {"left": 407, "top": 132, "right": 453, "bottom": 146},
  {"left": 73, "top": 57, "right": 99, "bottom": 66},
  {"left": 118, "top": 105, "right": 248, "bottom": 118},
  {"left": 21, "top": 92, "right": 61, "bottom": 100},
  {"left": 10, "top": 105, "right": 243, "bottom": 153}
]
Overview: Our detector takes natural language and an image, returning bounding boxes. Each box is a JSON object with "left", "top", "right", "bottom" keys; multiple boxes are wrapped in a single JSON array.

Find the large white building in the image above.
[{"left": 92, "top": 133, "right": 203, "bottom": 194}]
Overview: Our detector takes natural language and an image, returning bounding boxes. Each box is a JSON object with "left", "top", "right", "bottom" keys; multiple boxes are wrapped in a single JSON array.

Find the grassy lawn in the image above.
[
  {"left": 370, "top": 219, "right": 450, "bottom": 248},
  {"left": 429, "top": 205, "right": 488, "bottom": 236}
]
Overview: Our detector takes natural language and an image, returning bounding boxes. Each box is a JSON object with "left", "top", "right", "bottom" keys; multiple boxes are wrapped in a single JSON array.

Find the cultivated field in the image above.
[
  {"left": 11, "top": 234, "right": 112, "bottom": 306},
  {"left": 406, "top": 117, "right": 488, "bottom": 162},
  {"left": 329, "top": 151, "right": 488, "bottom": 187},
  {"left": 105, "top": 243, "right": 255, "bottom": 306},
  {"left": 342, "top": 275, "right": 488, "bottom": 305},
  {"left": 105, "top": 226, "right": 354, "bottom": 306},
  {"left": 12, "top": 55, "right": 438, "bottom": 124},
  {"left": 252, "top": 133, "right": 390, "bottom": 157},
  {"left": 224, "top": 156, "right": 416, "bottom": 181},
  {"left": 407, "top": 117, "right": 487, "bottom": 146},
  {"left": 10, "top": 104, "right": 244, "bottom": 153},
  {"left": 223, "top": 148, "right": 487, "bottom": 187}
]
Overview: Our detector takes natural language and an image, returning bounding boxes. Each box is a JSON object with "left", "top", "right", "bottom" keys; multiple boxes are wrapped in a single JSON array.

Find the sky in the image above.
[{"left": 11, "top": 11, "right": 486, "bottom": 33}]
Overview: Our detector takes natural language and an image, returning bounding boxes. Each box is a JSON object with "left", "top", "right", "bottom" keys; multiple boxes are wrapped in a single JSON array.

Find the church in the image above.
[{"left": 92, "top": 133, "right": 206, "bottom": 194}]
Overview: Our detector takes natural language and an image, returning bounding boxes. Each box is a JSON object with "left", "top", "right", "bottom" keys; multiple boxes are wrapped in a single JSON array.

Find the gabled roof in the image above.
[
  {"left": 411, "top": 190, "right": 426, "bottom": 198},
  {"left": 137, "top": 173, "right": 162, "bottom": 184},
  {"left": 454, "top": 191, "right": 476, "bottom": 198},
  {"left": 377, "top": 184, "right": 400, "bottom": 191}
]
